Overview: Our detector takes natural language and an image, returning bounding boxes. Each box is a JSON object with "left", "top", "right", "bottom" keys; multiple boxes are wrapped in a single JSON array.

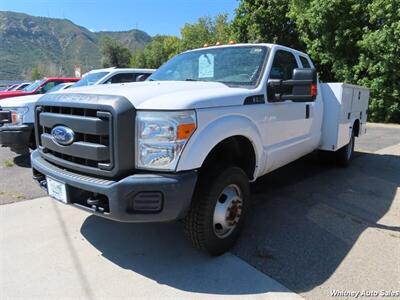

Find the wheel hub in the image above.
[{"left": 213, "top": 184, "right": 243, "bottom": 238}]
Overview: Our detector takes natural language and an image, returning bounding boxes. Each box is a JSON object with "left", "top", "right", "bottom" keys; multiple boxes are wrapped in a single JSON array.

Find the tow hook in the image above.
[{"left": 87, "top": 196, "right": 105, "bottom": 213}]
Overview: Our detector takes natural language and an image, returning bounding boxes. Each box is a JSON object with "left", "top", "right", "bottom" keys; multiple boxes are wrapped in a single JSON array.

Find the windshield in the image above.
[
  {"left": 23, "top": 79, "right": 44, "bottom": 92},
  {"left": 149, "top": 46, "right": 268, "bottom": 87},
  {"left": 72, "top": 71, "right": 109, "bottom": 87},
  {"left": 16, "top": 83, "right": 30, "bottom": 90}
]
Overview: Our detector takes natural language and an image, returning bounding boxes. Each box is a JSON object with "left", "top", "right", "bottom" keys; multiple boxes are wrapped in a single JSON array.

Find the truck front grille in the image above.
[
  {"left": 35, "top": 93, "right": 135, "bottom": 178},
  {"left": 37, "top": 105, "right": 113, "bottom": 170}
]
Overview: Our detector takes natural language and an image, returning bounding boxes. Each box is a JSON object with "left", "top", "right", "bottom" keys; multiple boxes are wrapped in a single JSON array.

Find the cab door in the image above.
[{"left": 262, "top": 49, "right": 315, "bottom": 172}]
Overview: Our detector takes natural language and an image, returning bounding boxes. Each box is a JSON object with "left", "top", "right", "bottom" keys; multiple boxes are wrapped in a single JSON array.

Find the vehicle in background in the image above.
[
  {"left": 6, "top": 82, "right": 32, "bottom": 91},
  {"left": 0, "top": 82, "right": 74, "bottom": 154},
  {"left": 0, "top": 69, "right": 154, "bottom": 154},
  {"left": 11, "top": 82, "right": 32, "bottom": 91},
  {"left": 46, "top": 82, "right": 74, "bottom": 93},
  {"left": 5, "top": 84, "right": 19, "bottom": 91},
  {"left": 72, "top": 67, "right": 155, "bottom": 88},
  {"left": 0, "top": 77, "right": 79, "bottom": 100}
]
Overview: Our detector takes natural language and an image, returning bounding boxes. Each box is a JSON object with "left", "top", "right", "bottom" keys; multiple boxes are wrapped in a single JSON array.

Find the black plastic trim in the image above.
[
  {"left": 31, "top": 150, "right": 198, "bottom": 222},
  {"left": 35, "top": 93, "right": 135, "bottom": 178},
  {"left": 39, "top": 113, "right": 109, "bottom": 135},
  {"left": 0, "top": 124, "right": 32, "bottom": 146},
  {"left": 41, "top": 134, "right": 109, "bottom": 161},
  {"left": 0, "top": 110, "right": 11, "bottom": 124},
  {"left": 244, "top": 95, "right": 265, "bottom": 105}
]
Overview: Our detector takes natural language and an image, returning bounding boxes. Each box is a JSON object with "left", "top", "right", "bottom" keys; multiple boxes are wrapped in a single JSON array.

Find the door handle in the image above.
[{"left": 305, "top": 104, "right": 310, "bottom": 119}]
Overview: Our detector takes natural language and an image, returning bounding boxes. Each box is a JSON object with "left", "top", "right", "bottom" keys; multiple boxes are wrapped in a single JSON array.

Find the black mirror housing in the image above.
[
  {"left": 267, "top": 68, "right": 317, "bottom": 102},
  {"left": 292, "top": 68, "right": 316, "bottom": 82}
]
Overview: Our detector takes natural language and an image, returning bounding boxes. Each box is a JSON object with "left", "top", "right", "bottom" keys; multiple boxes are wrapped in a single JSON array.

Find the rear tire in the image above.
[
  {"left": 183, "top": 165, "right": 250, "bottom": 256},
  {"left": 335, "top": 130, "right": 355, "bottom": 167}
]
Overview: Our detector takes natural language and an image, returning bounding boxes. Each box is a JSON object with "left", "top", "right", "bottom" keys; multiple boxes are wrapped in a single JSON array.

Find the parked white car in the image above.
[
  {"left": 0, "top": 68, "right": 154, "bottom": 154},
  {"left": 8, "top": 82, "right": 32, "bottom": 91},
  {"left": 31, "top": 44, "right": 369, "bottom": 255}
]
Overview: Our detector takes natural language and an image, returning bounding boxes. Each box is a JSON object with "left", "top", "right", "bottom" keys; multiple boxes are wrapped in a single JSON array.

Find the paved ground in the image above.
[
  {"left": 0, "top": 197, "right": 302, "bottom": 300},
  {"left": 233, "top": 123, "right": 400, "bottom": 299},
  {"left": 0, "top": 148, "right": 45, "bottom": 205},
  {"left": 0, "top": 123, "right": 399, "bottom": 299}
]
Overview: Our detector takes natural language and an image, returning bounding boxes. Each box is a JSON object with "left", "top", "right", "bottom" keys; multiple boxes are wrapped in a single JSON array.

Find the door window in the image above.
[
  {"left": 269, "top": 50, "right": 299, "bottom": 98},
  {"left": 269, "top": 50, "right": 299, "bottom": 80},
  {"left": 105, "top": 73, "right": 135, "bottom": 84},
  {"left": 40, "top": 81, "right": 63, "bottom": 93}
]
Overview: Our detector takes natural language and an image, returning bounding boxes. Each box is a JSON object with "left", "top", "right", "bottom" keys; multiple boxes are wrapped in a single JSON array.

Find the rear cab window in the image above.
[
  {"left": 300, "top": 56, "right": 311, "bottom": 68},
  {"left": 105, "top": 72, "right": 151, "bottom": 84}
]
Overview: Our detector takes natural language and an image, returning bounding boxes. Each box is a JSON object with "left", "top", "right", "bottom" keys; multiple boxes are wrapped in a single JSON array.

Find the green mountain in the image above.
[{"left": 0, "top": 11, "right": 152, "bottom": 80}]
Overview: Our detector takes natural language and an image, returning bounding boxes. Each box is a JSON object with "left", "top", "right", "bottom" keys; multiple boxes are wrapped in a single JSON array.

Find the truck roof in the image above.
[
  {"left": 85, "top": 68, "right": 155, "bottom": 74},
  {"left": 43, "top": 77, "right": 80, "bottom": 81},
  {"left": 185, "top": 43, "right": 311, "bottom": 59}
]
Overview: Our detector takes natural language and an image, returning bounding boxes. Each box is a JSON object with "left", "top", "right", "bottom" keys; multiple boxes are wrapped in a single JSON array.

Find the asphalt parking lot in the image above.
[{"left": 1, "top": 123, "right": 399, "bottom": 299}]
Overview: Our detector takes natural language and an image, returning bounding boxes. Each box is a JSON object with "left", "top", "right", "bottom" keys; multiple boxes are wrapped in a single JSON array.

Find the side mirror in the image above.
[
  {"left": 267, "top": 68, "right": 317, "bottom": 102},
  {"left": 136, "top": 74, "right": 148, "bottom": 82}
]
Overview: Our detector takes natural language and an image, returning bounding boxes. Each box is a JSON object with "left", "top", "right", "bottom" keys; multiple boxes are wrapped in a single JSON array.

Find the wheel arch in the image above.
[
  {"left": 176, "top": 115, "right": 263, "bottom": 180},
  {"left": 353, "top": 118, "right": 360, "bottom": 137}
]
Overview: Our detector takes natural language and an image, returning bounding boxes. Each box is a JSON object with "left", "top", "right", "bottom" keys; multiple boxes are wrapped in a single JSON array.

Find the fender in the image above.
[{"left": 176, "top": 113, "right": 264, "bottom": 179}]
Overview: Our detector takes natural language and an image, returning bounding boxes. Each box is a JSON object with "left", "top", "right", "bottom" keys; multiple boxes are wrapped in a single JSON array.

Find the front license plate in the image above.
[{"left": 47, "top": 177, "right": 67, "bottom": 203}]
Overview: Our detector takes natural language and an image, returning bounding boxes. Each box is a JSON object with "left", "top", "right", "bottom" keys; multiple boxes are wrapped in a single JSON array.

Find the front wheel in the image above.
[{"left": 183, "top": 165, "right": 250, "bottom": 256}]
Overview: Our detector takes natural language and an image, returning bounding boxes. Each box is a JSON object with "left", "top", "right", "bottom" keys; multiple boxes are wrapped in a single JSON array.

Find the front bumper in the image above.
[
  {"left": 31, "top": 150, "right": 198, "bottom": 223},
  {"left": 0, "top": 124, "right": 33, "bottom": 153}
]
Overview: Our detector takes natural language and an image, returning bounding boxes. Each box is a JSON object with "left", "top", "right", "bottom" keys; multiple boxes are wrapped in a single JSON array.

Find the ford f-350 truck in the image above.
[{"left": 31, "top": 44, "right": 369, "bottom": 255}]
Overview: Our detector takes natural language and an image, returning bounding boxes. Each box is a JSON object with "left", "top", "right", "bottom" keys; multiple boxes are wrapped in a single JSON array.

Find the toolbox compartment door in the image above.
[{"left": 319, "top": 83, "right": 369, "bottom": 151}]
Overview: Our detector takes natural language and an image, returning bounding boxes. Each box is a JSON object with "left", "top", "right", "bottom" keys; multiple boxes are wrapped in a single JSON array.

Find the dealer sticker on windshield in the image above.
[{"left": 198, "top": 53, "right": 214, "bottom": 78}]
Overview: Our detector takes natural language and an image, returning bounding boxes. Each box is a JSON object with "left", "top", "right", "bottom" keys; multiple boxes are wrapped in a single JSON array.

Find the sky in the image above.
[{"left": 0, "top": 0, "right": 239, "bottom": 36}]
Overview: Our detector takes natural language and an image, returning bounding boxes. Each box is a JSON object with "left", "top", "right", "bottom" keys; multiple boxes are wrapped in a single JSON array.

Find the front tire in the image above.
[{"left": 184, "top": 165, "right": 250, "bottom": 256}]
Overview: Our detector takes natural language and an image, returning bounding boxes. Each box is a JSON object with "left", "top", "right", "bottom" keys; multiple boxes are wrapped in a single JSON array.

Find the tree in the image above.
[
  {"left": 131, "top": 14, "right": 234, "bottom": 69},
  {"left": 289, "top": 0, "right": 369, "bottom": 81},
  {"left": 232, "top": 0, "right": 303, "bottom": 49},
  {"left": 100, "top": 36, "right": 132, "bottom": 68},
  {"left": 131, "top": 35, "right": 180, "bottom": 68},
  {"left": 30, "top": 62, "right": 60, "bottom": 80},
  {"left": 31, "top": 66, "right": 42, "bottom": 80},
  {"left": 180, "top": 14, "right": 234, "bottom": 50},
  {"left": 355, "top": 0, "right": 400, "bottom": 122},
  {"left": 289, "top": 0, "right": 400, "bottom": 122}
]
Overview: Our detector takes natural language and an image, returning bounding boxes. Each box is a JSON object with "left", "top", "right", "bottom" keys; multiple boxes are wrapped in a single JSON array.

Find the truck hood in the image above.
[
  {"left": 56, "top": 81, "right": 256, "bottom": 109},
  {"left": 0, "top": 94, "right": 41, "bottom": 108}
]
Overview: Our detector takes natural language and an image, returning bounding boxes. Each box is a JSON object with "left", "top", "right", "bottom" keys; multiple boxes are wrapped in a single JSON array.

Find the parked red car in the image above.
[{"left": 0, "top": 77, "right": 79, "bottom": 100}]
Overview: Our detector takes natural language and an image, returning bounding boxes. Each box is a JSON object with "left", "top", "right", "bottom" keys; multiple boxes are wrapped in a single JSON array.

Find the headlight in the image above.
[
  {"left": 1, "top": 107, "right": 29, "bottom": 126},
  {"left": 136, "top": 110, "right": 196, "bottom": 171}
]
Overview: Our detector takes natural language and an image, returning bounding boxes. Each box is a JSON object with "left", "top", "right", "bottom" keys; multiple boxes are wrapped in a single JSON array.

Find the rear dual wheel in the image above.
[
  {"left": 184, "top": 165, "right": 250, "bottom": 256},
  {"left": 335, "top": 130, "right": 355, "bottom": 167}
]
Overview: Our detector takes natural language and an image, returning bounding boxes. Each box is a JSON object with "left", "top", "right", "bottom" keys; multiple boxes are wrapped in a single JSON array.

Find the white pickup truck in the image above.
[
  {"left": 31, "top": 44, "right": 369, "bottom": 255},
  {"left": 0, "top": 68, "right": 154, "bottom": 154}
]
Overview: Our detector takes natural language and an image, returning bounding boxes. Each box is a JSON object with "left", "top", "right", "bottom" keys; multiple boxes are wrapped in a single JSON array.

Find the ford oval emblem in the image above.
[{"left": 51, "top": 126, "right": 75, "bottom": 146}]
